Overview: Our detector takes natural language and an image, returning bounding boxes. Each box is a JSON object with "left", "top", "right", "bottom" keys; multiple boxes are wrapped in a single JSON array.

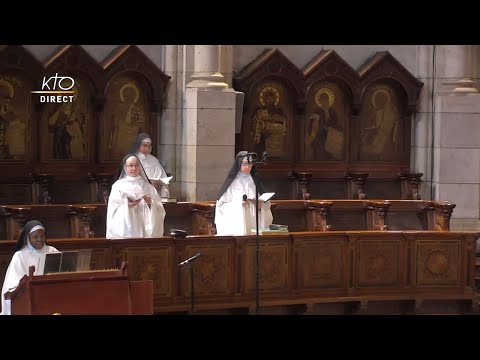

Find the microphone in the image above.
[
  {"left": 245, "top": 152, "right": 258, "bottom": 163},
  {"left": 243, "top": 194, "right": 247, "bottom": 202},
  {"left": 178, "top": 253, "right": 201, "bottom": 267}
]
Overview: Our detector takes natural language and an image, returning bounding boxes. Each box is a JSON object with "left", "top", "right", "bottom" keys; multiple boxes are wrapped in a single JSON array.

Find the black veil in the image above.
[
  {"left": 14, "top": 220, "right": 48, "bottom": 253},
  {"left": 116, "top": 153, "right": 152, "bottom": 184},
  {"left": 216, "top": 150, "right": 266, "bottom": 200},
  {"left": 129, "top": 133, "right": 152, "bottom": 155}
]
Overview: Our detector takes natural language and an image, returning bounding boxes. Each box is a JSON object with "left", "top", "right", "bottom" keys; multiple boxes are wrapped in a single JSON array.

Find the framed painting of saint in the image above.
[
  {"left": 42, "top": 76, "right": 91, "bottom": 162},
  {"left": 0, "top": 72, "right": 31, "bottom": 162},
  {"left": 101, "top": 74, "right": 148, "bottom": 162},
  {"left": 304, "top": 81, "right": 348, "bottom": 162},
  {"left": 247, "top": 80, "right": 292, "bottom": 160},
  {"left": 358, "top": 84, "right": 403, "bottom": 162}
]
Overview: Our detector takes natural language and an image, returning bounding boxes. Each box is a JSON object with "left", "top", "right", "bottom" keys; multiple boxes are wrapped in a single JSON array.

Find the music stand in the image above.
[
  {"left": 178, "top": 253, "right": 201, "bottom": 313},
  {"left": 248, "top": 151, "right": 267, "bottom": 315}
]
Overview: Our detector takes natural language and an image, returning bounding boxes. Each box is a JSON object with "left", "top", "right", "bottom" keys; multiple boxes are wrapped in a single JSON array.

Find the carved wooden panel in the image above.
[
  {"left": 234, "top": 50, "right": 422, "bottom": 190},
  {"left": 271, "top": 209, "right": 307, "bottom": 232},
  {"left": 262, "top": 178, "right": 292, "bottom": 201},
  {"left": 414, "top": 240, "right": 460, "bottom": 286},
  {"left": 365, "top": 180, "right": 402, "bottom": 199},
  {"left": 296, "top": 239, "right": 345, "bottom": 289},
  {"left": 88, "top": 248, "right": 111, "bottom": 270},
  {"left": 328, "top": 211, "right": 367, "bottom": 231},
  {"left": 386, "top": 211, "right": 428, "bottom": 231},
  {"left": 356, "top": 239, "right": 402, "bottom": 287},
  {"left": 50, "top": 182, "right": 93, "bottom": 204},
  {"left": 182, "top": 243, "right": 234, "bottom": 296},
  {"left": 310, "top": 180, "right": 347, "bottom": 199},
  {"left": 0, "top": 184, "right": 32, "bottom": 204},
  {"left": 124, "top": 246, "right": 174, "bottom": 300},
  {"left": 244, "top": 238, "right": 290, "bottom": 293}
]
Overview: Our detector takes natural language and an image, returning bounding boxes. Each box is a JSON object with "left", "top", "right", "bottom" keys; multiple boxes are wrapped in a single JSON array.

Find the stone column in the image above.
[
  {"left": 437, "top": 45, "right": 478, "bottom": 94},
  {"left": 433, "top": 93, "right": 480, "bottom": 231},
  {"left": 428, "top": 46, "right": 480, "bottom": 231},
  {"left": 182, "top": 45, "right": 236, "bottom": 201},
  {"left": 187, "top": 45, "right": 229, "bottom": 90}
]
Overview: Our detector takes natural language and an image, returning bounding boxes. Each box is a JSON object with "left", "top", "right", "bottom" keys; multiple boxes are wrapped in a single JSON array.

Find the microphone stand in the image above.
[
  {"left": 178, "top": 253, "right": 201, "bottom": 314},
  {"left": 249, "top": 152, "right": 267, "bottom": 315}
]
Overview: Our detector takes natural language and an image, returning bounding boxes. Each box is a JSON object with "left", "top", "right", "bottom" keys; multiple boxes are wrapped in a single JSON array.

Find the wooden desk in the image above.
[{"left": 5, "top": 262, "right": 153, "bottom": 315}]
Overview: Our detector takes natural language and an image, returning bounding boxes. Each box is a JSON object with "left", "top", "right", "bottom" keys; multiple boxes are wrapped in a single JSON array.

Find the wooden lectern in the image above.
[{"left": 5, "top": 262, "right": 153, "bottom": 315}]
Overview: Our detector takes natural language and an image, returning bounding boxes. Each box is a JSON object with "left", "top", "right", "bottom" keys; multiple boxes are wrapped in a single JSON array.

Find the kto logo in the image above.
[{"left": 31, "top": 73, "right": 75, "bottom": 103}]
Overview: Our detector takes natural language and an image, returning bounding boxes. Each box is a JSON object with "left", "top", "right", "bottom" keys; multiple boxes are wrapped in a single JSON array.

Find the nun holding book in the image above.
[
  {"left": 106, "top": 154, "right": 166, "bottom": 239},
  {"left": 215, "top": 151, "right": 274, "bottom": 236}
]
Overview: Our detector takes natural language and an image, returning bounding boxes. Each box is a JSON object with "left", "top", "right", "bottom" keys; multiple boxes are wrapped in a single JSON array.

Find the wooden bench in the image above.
[{"left": 0, "top": 199, "right": 455, "bottom": 240}]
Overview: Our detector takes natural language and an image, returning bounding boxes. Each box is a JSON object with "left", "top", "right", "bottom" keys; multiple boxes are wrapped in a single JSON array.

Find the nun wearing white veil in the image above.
[{"left": 106, "top": 154, "right": 166, "bottom": 239}]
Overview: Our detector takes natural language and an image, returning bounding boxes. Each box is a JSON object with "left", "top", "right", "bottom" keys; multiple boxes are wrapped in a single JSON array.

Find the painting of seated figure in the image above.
[{"left": 249, "top": 80, "right": 291, "bottom": 160}]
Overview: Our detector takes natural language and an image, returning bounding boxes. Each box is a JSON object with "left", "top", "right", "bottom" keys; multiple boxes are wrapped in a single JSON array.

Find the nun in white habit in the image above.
[
  {"left": 1, "top": 220, "right": 59, "bottom": 315},
  {"left": 215, "top": 151, "right": 273, "bottom": 236},
  {"left": 106, "top": 153, "right": 166, "bottom": 239},
  {"left": 130, "top": 133, "right": 170, "bottom": 198}
]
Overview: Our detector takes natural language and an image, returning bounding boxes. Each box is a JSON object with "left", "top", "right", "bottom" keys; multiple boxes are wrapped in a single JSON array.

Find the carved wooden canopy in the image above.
[
  {"left": 233, "top": 49, "right": 424, "bottom": 177},
  {"left": 0, "top": 45, "right": 171, "bottom": 182}
]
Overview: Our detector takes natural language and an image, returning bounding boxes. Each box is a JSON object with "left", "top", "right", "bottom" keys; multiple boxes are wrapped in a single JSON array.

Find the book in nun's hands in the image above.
[
  {"left": 258, "top": 192, "right": 275, "bottom": 202},
  {"left": 249, "top": 192, "right": 275, "bottom": 202},
  {"left": 123, "top": 192, "right": 147, "bottom": 202},
  {"left": 149, "top": 176, "right": 173, "bottom": 185}
]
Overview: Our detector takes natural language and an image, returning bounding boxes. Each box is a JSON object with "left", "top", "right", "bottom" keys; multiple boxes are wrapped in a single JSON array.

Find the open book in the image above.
[
  {"left": 259, "top": 192, "right": 275, "bottom": 202},
  {"left": 149, "top": 176, "right": 173, "bottom": 186},
  {"left": 122, "top": 192, "right": 147, "bottom": 202},
  {"left": 248, "top": 192, "right": 275, "bottom": 202}
]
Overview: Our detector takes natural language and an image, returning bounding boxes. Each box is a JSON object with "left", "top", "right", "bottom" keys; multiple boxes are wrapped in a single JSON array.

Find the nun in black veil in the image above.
[{"left": 214, "top": 151, "right": 273, "bottom": 236}]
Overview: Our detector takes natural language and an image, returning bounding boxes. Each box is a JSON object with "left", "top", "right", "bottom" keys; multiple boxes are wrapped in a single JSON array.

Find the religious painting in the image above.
[
  {"left": 359, "top": 84, "right": 402, "bottom": 162},
  {"left": 248, "top": 80, "right": 291, "bottom": 160},
  {"left": 101, "top": 75, "right": 148, "bottom": 162},
  {"left": 42, "top": 76, "right": 91, "bottom": 161},
  {"left": 0, "top": 72, "right": 30, "bottom": 162},
  {"left": 304, "top": 81, "right": 348, "bottom": 161}
]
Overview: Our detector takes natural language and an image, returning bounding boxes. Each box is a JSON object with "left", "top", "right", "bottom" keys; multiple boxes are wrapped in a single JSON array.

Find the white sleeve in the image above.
[{"left": 1, "top": 252, "right": 25, "bottom": 315}]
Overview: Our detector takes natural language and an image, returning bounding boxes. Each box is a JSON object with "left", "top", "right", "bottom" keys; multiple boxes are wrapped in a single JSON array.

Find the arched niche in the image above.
[
  {"left": 41, "top": 45, "right": 104, "bottom": 163},
  {"left": 301, "top": 50, "right": 359, "bottom": 164},
  {"left": 233, "top": 49, "right": 304, "bottom": 163},
  {"left": 100, "top": 45, "right": 170, "bottom": 163}
]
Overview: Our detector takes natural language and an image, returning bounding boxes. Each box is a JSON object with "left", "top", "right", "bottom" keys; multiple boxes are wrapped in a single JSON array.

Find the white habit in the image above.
[
  {"left": 106, "top": 175, "right": 166, "bottom": 238},
  {"left": 1, "top": 244, "right": 59, "bottom": 315},
  {"left": 215, "top": 173, "right": 273, "bottom": 236}
]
